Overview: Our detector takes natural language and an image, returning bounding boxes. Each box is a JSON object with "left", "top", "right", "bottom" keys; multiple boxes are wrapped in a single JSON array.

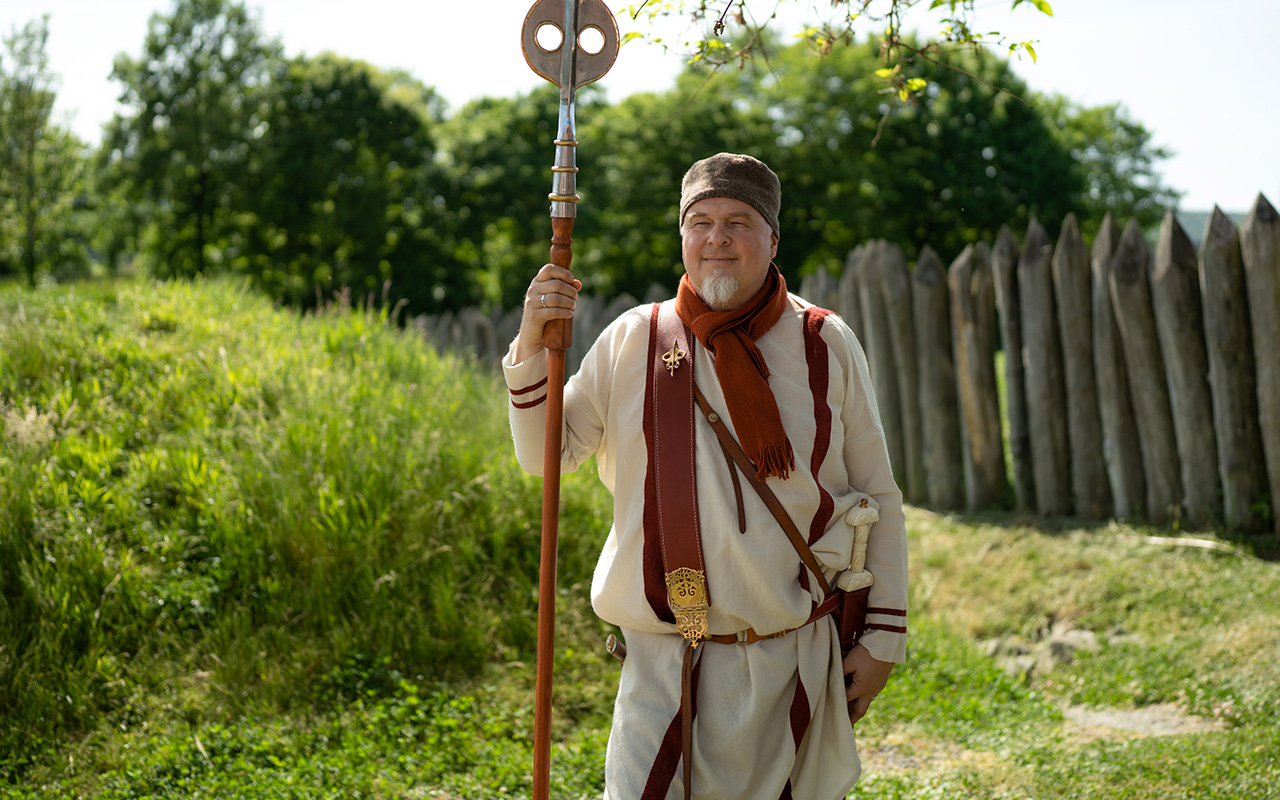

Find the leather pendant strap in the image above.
[
  {"left": 693, "top": 383, "right": 833, "bottom": 597},
  {"left": 652, "top": 300, "right": 710, "bottom": 647}
]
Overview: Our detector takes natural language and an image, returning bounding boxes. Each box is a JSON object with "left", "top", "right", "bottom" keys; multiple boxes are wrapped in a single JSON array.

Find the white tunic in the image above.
[{"left": 504, "top": 295, "right": 908, "bottom": 800}]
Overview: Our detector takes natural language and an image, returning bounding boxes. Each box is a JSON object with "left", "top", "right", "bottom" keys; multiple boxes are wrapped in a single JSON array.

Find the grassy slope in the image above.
[{"left": 2, "top": 279, "right": 1278, "bottom": 799}]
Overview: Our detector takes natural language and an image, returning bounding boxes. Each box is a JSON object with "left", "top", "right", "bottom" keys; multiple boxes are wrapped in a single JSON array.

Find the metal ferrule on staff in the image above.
[{"left": 549, "top": 0, "right": 580, "bottom": 219}]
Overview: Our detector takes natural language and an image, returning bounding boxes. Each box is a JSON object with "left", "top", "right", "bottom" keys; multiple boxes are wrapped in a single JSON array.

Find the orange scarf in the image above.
[{"left": 675, "top": 264, "right": 795, "bottom": 481}]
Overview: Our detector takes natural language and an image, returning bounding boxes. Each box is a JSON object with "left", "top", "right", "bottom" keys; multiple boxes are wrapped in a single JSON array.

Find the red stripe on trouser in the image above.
[{"left": 788, "top": 674, "right": 810, "bottom": 751}]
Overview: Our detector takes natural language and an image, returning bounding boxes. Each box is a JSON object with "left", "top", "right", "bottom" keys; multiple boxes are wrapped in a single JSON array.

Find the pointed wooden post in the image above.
[
  {"left": 1019, "top": 218, "right": 1071, "bottom": 516},
  {"left": 1052, "top": 213, "right": 1112, "bottom": 518},
  {"left": 950, "top": 243, "right": 1008, "bottom": 509},
  {"left": 1152, "top": 211, "right": 1221, "bottom": 526},
  {"left": 992, "top": 225, "right": 1034, "bottom": 511},
  {"left": 1241, "top": 194, "right": 1280, "bottom": 534},
  {"left": 841, "top": 244, "right": 867, "bottom": 341},
  {"left": 1110, "top": 219, "right": 1183, "bottom": 522},
  {"left": 882, "top": 242, "right": 926, "bottom": 504},
  {"left": 1091, "top": 213, "right": 1147, "bottom": 519},
  {"left": 859, "top": 241, "right": 905, "bottom": 488},
  {"left": 914, "top": 244, "right": 964, "bottom": 509},
  {"left": 1199, "top": 207, "right": 1269, "bottom": 531}
]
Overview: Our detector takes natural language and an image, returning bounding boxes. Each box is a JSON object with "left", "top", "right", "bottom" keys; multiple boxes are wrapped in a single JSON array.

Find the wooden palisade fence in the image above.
[{"left": 417, "top": 194, "right": 1280, "bottom": 533}]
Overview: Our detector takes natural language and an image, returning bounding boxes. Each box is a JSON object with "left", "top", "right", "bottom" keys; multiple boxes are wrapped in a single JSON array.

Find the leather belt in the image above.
[{"left": 704, "top": 591, "right": 842, "bottom": 645}]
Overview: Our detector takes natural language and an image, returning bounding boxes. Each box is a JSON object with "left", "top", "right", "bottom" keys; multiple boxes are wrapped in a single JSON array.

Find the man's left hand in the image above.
[{"left": 843, "top": 643, "right": 893, "bottom": 725}]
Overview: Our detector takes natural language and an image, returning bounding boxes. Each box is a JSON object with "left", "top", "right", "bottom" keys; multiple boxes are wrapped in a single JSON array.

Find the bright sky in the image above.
[{"left": 4, "top": 0, "right": 1278, "bottom": 212}]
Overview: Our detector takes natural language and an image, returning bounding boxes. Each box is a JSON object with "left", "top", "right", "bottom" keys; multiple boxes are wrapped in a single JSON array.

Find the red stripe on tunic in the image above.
[
  {"left": 511, "top": 396, "right": 546, "bottom": 410},
  {"left": 804, "top": 307, "right": 836, "bottom": 547},
  {"left": 867, "top": 606, "right": 907, "bottom": 616},
  {"left": 509, "top": 376, "right": 549, "bottom": 396},
  {"left": 796, "top": 307, "right": 836, "bottom": 593},
  {"left": 641, "top": 303, "right": 675, "bottom": 623},
  {"left": 867, "top": 622, "right": 908, "bottom": 634},
  {"left": 640, "top": 647, "right": 703, "bottom": 800}
]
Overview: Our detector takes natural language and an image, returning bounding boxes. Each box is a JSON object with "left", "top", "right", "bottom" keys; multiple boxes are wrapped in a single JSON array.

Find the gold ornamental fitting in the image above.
[
  {"left": 662, "top": 343, "right": 686, "bottom": 376},
  {"left": 665, "top": 567, "right": 709, "bottom": 646}
]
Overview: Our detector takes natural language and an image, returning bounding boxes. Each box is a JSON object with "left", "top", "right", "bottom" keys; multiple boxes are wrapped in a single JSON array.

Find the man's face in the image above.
[{"left": 681, "top": 196, "right": 779, "bottom": 311}]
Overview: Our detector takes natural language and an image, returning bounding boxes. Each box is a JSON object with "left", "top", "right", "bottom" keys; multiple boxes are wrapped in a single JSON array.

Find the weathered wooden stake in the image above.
[
  {"left": 1019, "top": 218, "right": 1071, "bottom": 516},
  {"left": 913, "top": 244, "right": 964, "bottom": 509},
  {"left": 859, "top": 241, "right": 905, "bottom": 487},
  {"left": 1090, "top": 213, "right": 1147, "bottom": 520},
  {"left": 1152, "top": 211, "right": 1221, "bottom": 526},
  {"left": 1241, "top": 193, "right": 1280, "bottom": 534},
  {"left": 882, "top": 242, "right": 926, "bottom": 504},
  {"left": 1109, "top": 219, "right": 1183, "bottom": 522},
  {"left": 950, "top": 242, "right": 1007, "bottom": 509},
  {"left": 1052, "top": 214, "right": 1112, "bottom": 518},
  {"left": 841, "top": 244, "right": 867, "bottom": 342},
  {"left": 991, "top": 225, "right": 1034, "bottom": 511},
  {"left": 1199, "top": 208, "right": 1269, "bottom": 531}
]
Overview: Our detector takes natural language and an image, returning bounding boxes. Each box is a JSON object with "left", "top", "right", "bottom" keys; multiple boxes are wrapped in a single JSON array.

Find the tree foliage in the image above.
[
  {"left": 0, "top": 16, "right": 86, "bottom": 285},
  {"left": 105, "top": 0, "right": 281, "bottom": 277},
  {"left": 562, "top": 34, "right": 1091, "bottom": 297},
  {"left": 243, "top": 53, "right": 456, "bottom": 311},
  {"left": 1041, "top": 98, "right": 1182, "bottom": 237},
  {"left": 25, "top": 0, "right": 1175, "bottom": 317}
]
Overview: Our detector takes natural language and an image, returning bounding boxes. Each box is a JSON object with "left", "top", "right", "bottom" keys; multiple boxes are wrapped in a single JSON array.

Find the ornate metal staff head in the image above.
[{"left": 521, "top": 0, "right": 620, "bottom": 219}]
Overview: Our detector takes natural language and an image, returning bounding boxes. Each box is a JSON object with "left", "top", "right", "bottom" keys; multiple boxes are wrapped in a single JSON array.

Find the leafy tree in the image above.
[
  {"left": 104, "top": 0, "right": 281, "bottom": 278},
  {"left": 751, "top": 35, "right": 1084, "bottom": 271},
  {"left": 1041, "top": 98, "right": 1181, "bottom": 237},
  {"left": 0, "top": 16, "right": 86, "bottom": 285},
  {"left": 244, "top": 53, "right": 456, "bottom": 312}
]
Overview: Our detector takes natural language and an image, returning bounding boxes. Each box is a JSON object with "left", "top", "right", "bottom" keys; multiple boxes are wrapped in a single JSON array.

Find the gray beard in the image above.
[{"left": 698, "top": 274, "right": 740, "bottom": 310}]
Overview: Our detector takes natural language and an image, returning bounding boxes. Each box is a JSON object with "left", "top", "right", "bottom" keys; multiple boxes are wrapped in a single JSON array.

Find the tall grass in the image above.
[{"left": 0, "top": 278, "right": 611, "bottom": 770}]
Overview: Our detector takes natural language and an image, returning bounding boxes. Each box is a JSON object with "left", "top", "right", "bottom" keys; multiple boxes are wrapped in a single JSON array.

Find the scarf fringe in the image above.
[{"left": 752, "top": 442, "right": 796, "bottom": 482}]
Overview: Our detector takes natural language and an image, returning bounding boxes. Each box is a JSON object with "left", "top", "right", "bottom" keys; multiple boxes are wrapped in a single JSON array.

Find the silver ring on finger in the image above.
[{"left": 540, "top": 294, "right": 547, "bottom": 308}]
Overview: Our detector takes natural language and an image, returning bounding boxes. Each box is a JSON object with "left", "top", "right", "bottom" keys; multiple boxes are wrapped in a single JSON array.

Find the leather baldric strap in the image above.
[{"left": 651, "top": 300, "right": 711, "bottom": 647}]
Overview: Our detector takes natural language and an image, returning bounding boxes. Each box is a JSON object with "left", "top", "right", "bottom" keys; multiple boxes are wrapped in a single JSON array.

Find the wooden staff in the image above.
[{"left": 519, "top": 3, "right": 618, "bottom": 798}]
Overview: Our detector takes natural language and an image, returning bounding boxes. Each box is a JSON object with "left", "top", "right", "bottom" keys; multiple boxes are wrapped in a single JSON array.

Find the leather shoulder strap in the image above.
[
  {"left": 652, "top": 300, "right": 710, "bottom": 645},
  {"left": 692, "top": 383, "right": 833, "bottom": 597}
]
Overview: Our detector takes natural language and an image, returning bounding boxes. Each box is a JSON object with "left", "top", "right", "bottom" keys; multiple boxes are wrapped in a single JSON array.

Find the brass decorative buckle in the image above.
[{"left": 665, "top": 567, "right": 709, "bottom": 646}]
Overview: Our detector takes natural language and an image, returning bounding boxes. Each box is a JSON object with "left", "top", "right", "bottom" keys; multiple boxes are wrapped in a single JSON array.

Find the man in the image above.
[{"left": 504, "top": 153, "right": 907, "bottom": 800}]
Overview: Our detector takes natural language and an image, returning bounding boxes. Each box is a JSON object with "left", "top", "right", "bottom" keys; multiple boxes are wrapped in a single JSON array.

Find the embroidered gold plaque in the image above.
[
  {"left": 665, "top": 567, "right": 709, "bottom": 646},
  {"left": 662, "top": 343, "right": 686, "bottom": 377}
]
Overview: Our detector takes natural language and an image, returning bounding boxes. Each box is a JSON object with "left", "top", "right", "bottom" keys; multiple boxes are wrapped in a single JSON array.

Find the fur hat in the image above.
[{"left": 679, "top": 153, "right": 781, "bottom": 236}]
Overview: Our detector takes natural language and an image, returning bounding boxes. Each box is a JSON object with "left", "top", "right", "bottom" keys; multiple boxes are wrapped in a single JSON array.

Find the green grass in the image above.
[
  {"left": 3, "top": 277, "right": 1279, "bottom": 799},
  {"left": 0, "top": 277, "right": 613, "bottom": 778}
]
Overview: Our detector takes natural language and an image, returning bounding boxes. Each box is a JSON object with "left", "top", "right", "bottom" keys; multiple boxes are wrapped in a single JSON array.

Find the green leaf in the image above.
[
  {"left": 906, "top": 78, "right": 928, "bottom": 92},
  {"left": 620, "top": 32, "right": 645, "bottom": 46},
  {"left": 875, "top": 67, "right": 895, "bottom": 78},
  {"left": 1032, "top": 0, "right": 1054, "bottom": 16},
  {"left": 1024, "top": 42, "right": 1038, "bottom": 62}
]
